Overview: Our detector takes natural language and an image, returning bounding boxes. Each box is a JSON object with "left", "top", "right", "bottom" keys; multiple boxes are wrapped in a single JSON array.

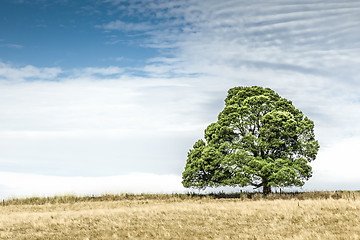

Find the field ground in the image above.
[{"left": 0, "top": 192, "right": 359, "bottom": 239}]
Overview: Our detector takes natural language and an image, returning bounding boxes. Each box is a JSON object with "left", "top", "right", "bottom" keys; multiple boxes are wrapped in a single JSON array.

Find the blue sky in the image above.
[
  {"left": 0, "top": 0, "right": 158, "bottom": 69},
  {"left": 1, "top": 0, "right": 360, "bottom": 198}
]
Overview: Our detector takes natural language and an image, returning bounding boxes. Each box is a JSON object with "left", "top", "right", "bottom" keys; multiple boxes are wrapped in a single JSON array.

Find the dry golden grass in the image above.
[{"left": 0, "top": 192, "right": 359, "bottom": 239}]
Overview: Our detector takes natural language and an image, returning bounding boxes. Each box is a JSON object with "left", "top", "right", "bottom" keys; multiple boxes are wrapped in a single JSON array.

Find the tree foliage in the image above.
[{"left": 182, "top": 86, "right": 319, "bottom": 194}]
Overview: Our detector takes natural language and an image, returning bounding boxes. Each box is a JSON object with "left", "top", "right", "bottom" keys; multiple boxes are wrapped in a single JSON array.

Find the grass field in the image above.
[{"left": 1, "top": 192, "right": 359, "bottom": 239}]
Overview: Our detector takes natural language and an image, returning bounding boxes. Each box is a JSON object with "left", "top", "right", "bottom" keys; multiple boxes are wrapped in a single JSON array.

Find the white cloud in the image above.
[
  {"left": 0, "top": 72, "right": 212, "bottom": 135},
  {"left": 311, "top": 138, "right": 360, "bottom": 179},
  {"left": 71, "top": 66, "right": 124, "bottom": 78},
  {"left": 0, "top": 43, "right": 24, "bottom": 49},
  {"left": 82, "top": 66, "right": 124, "bottom": 75},
  {"left": 1, "top": 60, "right": 359, "bottom": 189},
  {"left": 0, "top": 172, "right": 186, "bottom": 199},
  {"left": 304, "top": 137, "right": 360, "bottom": 191},
  {"left": 98, "top": 20, "right": 154, "bottom": 32},
  {"left": 0, "top": 62, "right": 62, "bottom": 81},
  {"left": 0, "top": 62, "right": 220, "bottom": 177}
]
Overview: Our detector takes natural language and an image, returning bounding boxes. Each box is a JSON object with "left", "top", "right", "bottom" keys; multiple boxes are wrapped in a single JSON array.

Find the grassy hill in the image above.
[{"left": 1, "top": 191, "right": 359, "bottom": 239}]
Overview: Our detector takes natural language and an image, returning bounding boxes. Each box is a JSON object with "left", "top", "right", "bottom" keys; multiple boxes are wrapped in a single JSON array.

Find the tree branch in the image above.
[{"left": 251, "top": 182, "right": 263, "bottom": 189}]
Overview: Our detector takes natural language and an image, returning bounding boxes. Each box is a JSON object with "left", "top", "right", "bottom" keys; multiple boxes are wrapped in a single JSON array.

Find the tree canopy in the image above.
[{"left": 182, "top": 86, "right": 319, "bottom": 194}]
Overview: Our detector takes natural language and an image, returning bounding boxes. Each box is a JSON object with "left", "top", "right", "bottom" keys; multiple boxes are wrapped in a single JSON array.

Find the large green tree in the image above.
[{"left": 182, "top": 86, "right": 319, "bottom": 194}]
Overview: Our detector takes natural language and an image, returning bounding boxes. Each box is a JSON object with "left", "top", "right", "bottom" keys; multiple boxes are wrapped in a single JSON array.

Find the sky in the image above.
[{"left": 1, "top": 0, "right": 360, "bottom": 198}]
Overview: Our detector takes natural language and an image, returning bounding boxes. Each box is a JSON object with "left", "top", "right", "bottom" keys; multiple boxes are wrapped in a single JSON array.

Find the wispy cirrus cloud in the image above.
[
  {"left": 99, "top": 0, "right": 360, "bottom": 77},
  {"left": 97, "top": 20, "right": 154, "bottom": 32},
  {"left": 0, "top": 43, "right": 24, "bottom": 49},
  {"left": 71, "top": 66, "right": 124, "bottom": 78}
]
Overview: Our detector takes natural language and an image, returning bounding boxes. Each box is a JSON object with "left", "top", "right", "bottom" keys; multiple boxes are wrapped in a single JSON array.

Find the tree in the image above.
[{"left": 182, "top": 86, "right": 319, "bottom": 194}]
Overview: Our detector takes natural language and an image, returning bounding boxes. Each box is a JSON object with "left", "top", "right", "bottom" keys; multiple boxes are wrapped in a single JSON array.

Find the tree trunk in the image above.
[{"left": 263, "top": 182, "right": 271, "bottom": 195}]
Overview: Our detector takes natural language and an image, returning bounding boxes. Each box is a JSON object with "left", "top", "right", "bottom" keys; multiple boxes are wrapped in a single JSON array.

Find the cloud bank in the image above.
[{"left": 0, "top": 172, "right": 185, "bottom": 199}]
